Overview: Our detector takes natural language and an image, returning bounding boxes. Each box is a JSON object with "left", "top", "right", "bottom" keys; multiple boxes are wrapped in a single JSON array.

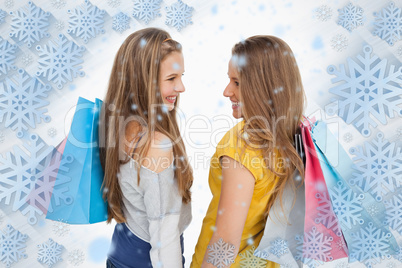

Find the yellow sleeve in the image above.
[{"left": 215, "top": 121, "right": 265, "bottom": 182}]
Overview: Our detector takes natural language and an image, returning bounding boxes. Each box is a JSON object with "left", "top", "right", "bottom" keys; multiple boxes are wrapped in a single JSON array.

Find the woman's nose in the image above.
[{"left": 223, "top": 84, "right": 232, "bottom": 97}]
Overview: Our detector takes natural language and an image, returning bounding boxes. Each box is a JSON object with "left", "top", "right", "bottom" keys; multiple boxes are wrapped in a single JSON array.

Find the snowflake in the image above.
[
  {"left": 372, "top": 2, "right": 402, "bottom": 46},
  {"left": 132, "top": 0, "right": 161, "bottom": 24},
  {"left": 0, "top": 133, "right": 73, "bottom": 225},
  {"left": 112, "top": 12, "right": 130, "bottom": 33},
  {"left": 0, "top": 224, "right": 28, "bottom": 267},
  {"left": 0, "top": 69, "right": 51, "bottom": 137},
  {"left": 47, "top": 127, "right": 57, "bottom": 137},
  {"left": 55, "top": 20, "right": 64, "bottom": 31},
  {"left": 68, "top": 249, "right": 85, "bottom": 266},
  {"left": 52, "top": 220, "right": 69, "bottom": 236},
  {"left": 387, "top": 262, "right": 397, "bottom": 268},
  {"left": 207, "top": 238, "right": 236, "bottom": 268},
  {"left": 50, "top": 0, "right": 66, "bottom": 9},
  {"left": 349, "top": 222, "right": 391, "bottom": 267},
  {"left": 315, "top": 192, "right": 343, "bottom": 236},
  {"left": 295, "top": 227, "right": 333, "bottom": 267},
  {"left": 67, "top": 0, "right": 105, "bottom": 43},
  {"left": 331, "top": 34, "right": 348, "bottom": 52},
  {"left": 165, "top": 0, "right": 194, "bottom": 32},
  {"left": 36, "top": 34, "right": 86, "bottom": 89},
  {"left": 0, "top": 9, "right": 6, "bottom": 24},
  {"left": 0, "top": 131, "right": 4, "bottom": 143},
  {"left": 337, "top": 2, "right": 364, "bottom": 32},
  {"left": 327, "top": 45, "right": 402, "bottom": 137},
  {"left": 343, "top": 132, "right": 352, "bottom": 143},
  {"left": 384, "top": 193, "right": 402, "bottom": 234},
  {"left": 0, "top": 37, "right": 17, "bottom": 75},
  {"left": 315, "top": 5, "right": 332, "bottom": 22},
  {"left": 37, "top": 238, "right": 63, "bottom": 267},
  {"left": 398, "top": 46, "right": 402, "bottom": 57},
  {"left": 107, "top": 0, "right": 120, "bottom": 8},
  {"left": 239, "top": 246, "right": 267, "bottom": 267},
  {"left": 349, "top": 132, "right": 401, "bottom": 201},
  {"left": 9, "top": 2, "right": 50, "bottom": 48},
  {"left": 269, "top": 238, "right": 289, "bottom": 258},
  {"left": 4, "top": 0, "right": 13, "bottom": 9},
  {"left": 328, "top": 181, "right": 364, "bottom": 229},
  {"left": 367, "top": 204, "right": 379, "bottom": 217},
  {"left": 335, "top": 239, "right": 347, "bottom": 251},
  {"left": 20, "top": 53, "right": 33, "bottom": 67}
]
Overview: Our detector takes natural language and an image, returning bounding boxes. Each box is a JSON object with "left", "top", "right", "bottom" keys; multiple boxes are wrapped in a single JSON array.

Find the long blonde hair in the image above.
[
  {"left": 231, "top": 35, "right": 305, "bottom": 216},
  {"left": 99, "top": 28, "right": 193, "bottom": 223}
]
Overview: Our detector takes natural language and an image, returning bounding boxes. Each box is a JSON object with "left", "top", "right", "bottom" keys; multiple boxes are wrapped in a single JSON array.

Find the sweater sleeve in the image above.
[{"left": 142, "top": 166, "right": 184, "bottom": 268}]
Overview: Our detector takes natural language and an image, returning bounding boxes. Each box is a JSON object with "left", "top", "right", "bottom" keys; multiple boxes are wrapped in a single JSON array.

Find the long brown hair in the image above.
[
  {"left": 99, "top": 28, "right": 193, "bottom": 223},
  {"left": 231, "top": 35, "right": 306, "bottom": 218}
]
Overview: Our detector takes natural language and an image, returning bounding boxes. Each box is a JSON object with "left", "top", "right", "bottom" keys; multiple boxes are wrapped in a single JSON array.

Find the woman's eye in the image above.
[
  {"left": 168, "top": 77, "right": 175, "bottom": 81},
  {"left": 235, "top": 81, "right": 239, "bottom": 86}
]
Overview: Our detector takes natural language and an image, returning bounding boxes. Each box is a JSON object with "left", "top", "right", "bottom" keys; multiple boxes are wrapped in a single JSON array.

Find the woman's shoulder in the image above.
[
  {"left": 142, "top": 131, "right": 174, "bottom": 174},
  {"left": 218, "top": 120, "right": 245, "bottom": 146}
]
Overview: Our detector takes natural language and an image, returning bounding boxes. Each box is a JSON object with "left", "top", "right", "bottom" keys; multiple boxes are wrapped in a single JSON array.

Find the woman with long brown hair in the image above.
[
  {"left": 191, "top": 36, "right": 305, "bottom": 267},
  {"left": 99, "top": 28, "right": 193, "bottom": 268}
]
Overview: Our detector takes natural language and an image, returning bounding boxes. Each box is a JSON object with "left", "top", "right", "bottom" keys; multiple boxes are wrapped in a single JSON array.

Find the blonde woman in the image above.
[
  {"left": 191, "top": 36, "right": 305, "bottom": 267},
  {"left": 100, "top": 28, "right": 193, "bottom": 268}
]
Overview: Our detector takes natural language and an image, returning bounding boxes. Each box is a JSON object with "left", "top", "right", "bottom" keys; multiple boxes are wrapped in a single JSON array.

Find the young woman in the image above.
[
  {"left": 191, "top": 36, "right": 305, "bottom": 267},
  {"left": 99, "top": 28, "right": 193, "bottom": 268}
]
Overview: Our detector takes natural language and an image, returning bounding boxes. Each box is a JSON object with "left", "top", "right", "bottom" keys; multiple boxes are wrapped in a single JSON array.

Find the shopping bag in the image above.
[{"left": 45, "top": 97, "right": 107, "bottom": 224}]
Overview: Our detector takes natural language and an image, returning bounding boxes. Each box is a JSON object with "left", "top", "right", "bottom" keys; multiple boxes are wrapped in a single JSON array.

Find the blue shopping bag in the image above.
[{"left": 46, "top": 97, "right": 107, "bottom": 224}]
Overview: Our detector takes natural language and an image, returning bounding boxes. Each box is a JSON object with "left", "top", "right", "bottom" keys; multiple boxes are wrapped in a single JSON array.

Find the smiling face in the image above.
[
  {"left": 223, "top": 60, "right": 242, "bottom": 119},
  {"left": 159, "top": 51, "right": 185, "bottom": 111}
]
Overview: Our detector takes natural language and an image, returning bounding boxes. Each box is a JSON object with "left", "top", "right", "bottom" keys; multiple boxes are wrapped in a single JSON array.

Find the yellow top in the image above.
[{"left": 190, "top": 121, "right": 280, "bottom": 268}]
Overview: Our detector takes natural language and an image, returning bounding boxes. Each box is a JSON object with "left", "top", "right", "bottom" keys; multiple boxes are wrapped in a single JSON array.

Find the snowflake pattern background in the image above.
[
  {"left": 9, "top": 1, "right": 50, "bottom": 48},
  {"left": 372, "top": 2, "right": 402, "bottom": 46},
  {"left": 68, "top": 249, "right": 85, "bottom": 266},
  {"left": 337, "top": 3, "right": 364, "bottom": 32},
  {"left": 37, "top": 238, "right": 63, "bottom": 267},
  {"left": 327, "top": 45, "right": 402, "bottom": 137},
  {"left": 165, "top": 0, "right": 194, "bottom": 31},
  {"left": 113, "top": 12, "right": 131, "bottom": 33},
  {"left": 0, "top": 224, "right": 28, "bottom": 267},
  {"left": 331, "top": 34, "right": 348, "bottom": 52},
  {"left": 239, "top": 246, "right": 267, "bottom": 267},
  {"left": 315, "top": 5, "right": 332, "bottom": 22},
  {"left": 132, "top": 0, "right": 162, "bottom": 24},
  {"left": 0, "top": 37, "right": 17, "bottom": 75},
  {"left": 0, "top": 9, "right": 6, "bottom": 24},
  {"left": 207, "top": 238, "right": 236, "bottom": 268}
]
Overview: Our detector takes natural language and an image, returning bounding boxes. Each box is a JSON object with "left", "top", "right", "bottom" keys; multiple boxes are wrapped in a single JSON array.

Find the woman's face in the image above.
[
  {"left": 223, "top": 60, "right": 242, "bottom": 119},
  {"left": 159, "top": 51, "right": 185, "bottom": 111}
]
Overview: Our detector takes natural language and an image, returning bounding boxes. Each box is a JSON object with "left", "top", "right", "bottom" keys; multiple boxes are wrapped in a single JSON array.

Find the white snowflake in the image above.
[
  {"left": 0, "top": 37, "right": 17, "bottom": 75},
  {"left": 107, "top": 0, "right": 121, "bottom": 8},
  {"left": 0, "top": 133, "right": 73, "bottom": 225},
  {"left": 165, "top": 0, "right": 194, "bottom": 32},
  {"left": 0, "top": 9, "right": 6, "bottom": 24},
  {"left": 37, "top": 238, "right": 63, "bottom": 267},
  {"left": 349, "top": 132, "right": 401, "bottom": 201},
  {"left": 207, "top": 238, "right": 236, "bottom": 268},
  {"left": 384, "top": 193, "right": 402, "bottom": 234},
  {"left": 366, "top": 204, "right": 379, "bottom": 217},
  {"left": 68, "top": 249, "right": 85, "bottom": 266},
  {"left": 67, "top": 0, "right": 105, "bottom": 43},
  {"left": 331, "top": 34, "right": 348, "bottom": 52},
  {"left": 316, "top": 191, "right": 343, "bottom": 237},
  {"left": 50, "top": 0, "right": 66, "bottom": 9},
  {"left": 239, "top": 246, "right": 267, "bottom": 267},
  {"left": 0, "top": 224, "right": 28, "bottom": 267},
  {"left": 315, "top": 5, "right": 332, "bottom": 22},
  {"left": 0, "top": 69, "right": 51, "bottom": 138},
  {"left": 36, "top": 34, "right": 86, "bottom": 89},
  {"left": 327, "top": 45, "right": 402, "bottom": 137},
  {"left": 4, "top": 0, "right": 13, "bottom": 9},
  {"left": 112, "top": 12, "right": 130, "bottom": 33},
  {"left": 55, "top": 20, "right": 64, "bottom": 31},
  {"left": 335, "top": 239, "right": 347, "bottom": 252},
  {"left": 337, "top": 2, "right": 364, "bottom": 32},
  {"left": 295, "top": 227, "right": 333, "bottom": 267},
  {"left": 20, "top": 53, "right": 33, "bottom": 67},
  {"left": 0, "top": 131, "right": 4, "bottom": 143},
  {"left": 52, "top": 220, "right": 69, "bottom": 236},
  {"left": 132, "top": 0, "right": 161, "bottom": 24},
  {"left": 350, "top": 222, "right": 391, "bottom": 268},
  {"left": 387, "top": 262, "right": 397, "bottom": 268},
  {"left": 269, "top": 238, "right": 289, "bottom": 258},
  {"left": 329, "top": 181, "right": 364, "bottom": 229},
  {"left": 398, "top": 46, "right": 402, "bottom": 57},
  {"left": 373, "top": 2, "right": 402, "bottom": 46},
  {"left": 9, "top": 2, "right": 50, "bottom": 48},
  {"left": 47, "top": 127, "right": 57, "bottom": 137},
  {"left": 343, "top": 132, "right": 353, "bottom": 143}
]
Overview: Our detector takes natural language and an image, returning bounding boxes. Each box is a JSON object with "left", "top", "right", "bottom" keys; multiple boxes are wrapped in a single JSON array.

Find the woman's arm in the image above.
[{"left": 201, "top": 155, "right": 255, "bottom": 267}]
